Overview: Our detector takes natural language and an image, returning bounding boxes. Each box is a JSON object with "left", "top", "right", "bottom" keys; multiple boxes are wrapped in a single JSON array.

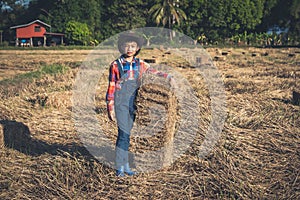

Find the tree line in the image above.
[{"left": 0, "top": 0, "right": 299, "bottom": 46}]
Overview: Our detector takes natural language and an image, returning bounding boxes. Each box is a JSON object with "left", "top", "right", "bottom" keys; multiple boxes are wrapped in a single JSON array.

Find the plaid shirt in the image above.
[{"left": 106, "top": 56, "right": 170, "bottom": 112}]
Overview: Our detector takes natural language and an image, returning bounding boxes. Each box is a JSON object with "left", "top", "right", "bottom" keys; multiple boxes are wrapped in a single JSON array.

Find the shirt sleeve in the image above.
[
  {"left": 106, "top": 62, "right": 118, "bottom": 112},
  {"left": 140, "top": 60, "right": 171, "bottom": 79}
]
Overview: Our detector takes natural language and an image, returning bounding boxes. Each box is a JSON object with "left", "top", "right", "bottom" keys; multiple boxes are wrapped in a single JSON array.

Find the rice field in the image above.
[{"left": 0, "top": 47, "right": 299, "bottom": 199}]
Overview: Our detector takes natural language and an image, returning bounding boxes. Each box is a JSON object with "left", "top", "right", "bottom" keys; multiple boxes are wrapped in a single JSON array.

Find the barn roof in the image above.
[{"left": 10, "top": 20, "right": 51, "bottom": 29}]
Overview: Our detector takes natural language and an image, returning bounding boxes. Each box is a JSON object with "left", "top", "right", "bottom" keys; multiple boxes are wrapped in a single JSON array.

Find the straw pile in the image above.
[{"left": 0, "top": 48, "right": 299, "bottom": 199}]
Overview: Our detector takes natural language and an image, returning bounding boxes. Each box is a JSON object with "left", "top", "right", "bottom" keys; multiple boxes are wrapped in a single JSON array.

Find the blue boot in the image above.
[
  {"left": 116, "top": 166, "right": 125, "bottom": 177},
  {"left": 124, "top": 163, "right": 136, "bottom": 176}
]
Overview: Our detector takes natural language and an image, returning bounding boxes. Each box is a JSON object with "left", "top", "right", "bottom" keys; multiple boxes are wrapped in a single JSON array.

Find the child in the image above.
[{"left": 106, "top": 32, "right": 173, "bottom": 177}]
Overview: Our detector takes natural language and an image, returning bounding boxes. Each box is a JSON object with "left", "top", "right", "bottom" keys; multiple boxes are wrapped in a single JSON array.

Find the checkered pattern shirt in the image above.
[{"left": 106, "top": 56, "right": 170, "bottom": 112}]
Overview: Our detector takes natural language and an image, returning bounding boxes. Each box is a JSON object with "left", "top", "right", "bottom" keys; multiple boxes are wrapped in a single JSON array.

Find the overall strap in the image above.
[
  {"left": 136, "top": 58, "right": 143, "bottom": 80},
  {"left": 136, "top": 58, "right": 140, "bottom": 72},
  {"left": 135, "top": 58, "right": 142, "bottom": 86},
  {"left": 116, "top": 57, "right": 141, "bottom": 81},
  {"left": 116, "top": 59, "right": 124, "bottom": 79}
]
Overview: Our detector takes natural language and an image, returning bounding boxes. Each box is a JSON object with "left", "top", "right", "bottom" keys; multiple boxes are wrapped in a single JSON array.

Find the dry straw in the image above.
[{"left": 0, "top": 48, "right": 299, "bottom": 199}]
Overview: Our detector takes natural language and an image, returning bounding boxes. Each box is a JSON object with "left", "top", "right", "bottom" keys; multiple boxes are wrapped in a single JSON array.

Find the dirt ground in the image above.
[{"left": 0, "top": 47, "right": 299, "bottom": 199}]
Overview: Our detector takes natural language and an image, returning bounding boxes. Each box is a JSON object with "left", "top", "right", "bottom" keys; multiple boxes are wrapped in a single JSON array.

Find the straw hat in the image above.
[{"left": 117, "top": 32, "right": 144, "bottom": 55}]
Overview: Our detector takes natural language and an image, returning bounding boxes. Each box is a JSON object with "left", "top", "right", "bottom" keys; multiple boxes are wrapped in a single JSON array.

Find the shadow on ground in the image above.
[{"left": 0, "top": 120, "right": 92, "bottom": 158}]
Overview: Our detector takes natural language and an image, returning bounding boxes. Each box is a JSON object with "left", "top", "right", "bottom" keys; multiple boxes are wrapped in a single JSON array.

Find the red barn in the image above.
[{"left": 10, "top": 19, "right": 64, "bottom": 47}]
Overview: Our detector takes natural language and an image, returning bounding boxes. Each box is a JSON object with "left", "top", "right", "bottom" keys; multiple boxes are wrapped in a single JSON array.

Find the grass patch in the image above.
[
  {"left": 0, "top": 64, "right": 69, "bottom": 86},
  {"left": 0, "top": 64, "right": 70, "bottom": 98}
]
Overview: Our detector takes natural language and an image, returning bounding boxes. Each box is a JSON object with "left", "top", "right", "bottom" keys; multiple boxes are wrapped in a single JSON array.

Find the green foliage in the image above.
[
  {"left": 149, "top": 0, "right": 187, "bottom": 41},
  {"left": 201, "top": 0, "right": 266, "bottom": 41},
  {"left": 180, "top": 0, "right": 269, "bottom": 43},
  {"left": 149, "top": 0, "right": 187, "bottom": 28},
  {"left": 100, "top": 0, "right": 148, "bottom": 39},
  {"left": 23, "top": 0, "right": 103, "bottom": 42},
  {"left": 65, "top": 20, "right": 92, "bottom": 45},
  {"left": 289, "top": 0, "right": 300, "bottom": 41},
  {"left": 39, "top": 64, "right": 68, "bottom": 75},
  {"left": 258, "top": 0, "right": 299, "bottom": 44},
  {"left": 0, "top": 0, "right": 299, "bottom": 46}
]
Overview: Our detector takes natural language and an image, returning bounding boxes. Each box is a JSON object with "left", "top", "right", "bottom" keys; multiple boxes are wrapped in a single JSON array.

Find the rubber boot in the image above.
[
  {"left": 116, "top": 166, "right": 125, "bottom": 177},
  {"left": 124, "top": 163, "right": 136, "bottom": 176}
]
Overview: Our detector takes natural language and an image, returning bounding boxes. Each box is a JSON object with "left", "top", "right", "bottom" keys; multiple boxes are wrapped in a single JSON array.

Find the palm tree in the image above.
[{"left": 149, "top": 0, "right": 187, "bottom": 41}]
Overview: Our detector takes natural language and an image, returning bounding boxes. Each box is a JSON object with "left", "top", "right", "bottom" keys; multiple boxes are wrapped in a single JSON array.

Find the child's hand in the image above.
[
  {"left": 108, "top": 109, "right": 116, "bottom": 121},
  {"left": 107, "top": 100, "right": 116, "bottom": 121}
]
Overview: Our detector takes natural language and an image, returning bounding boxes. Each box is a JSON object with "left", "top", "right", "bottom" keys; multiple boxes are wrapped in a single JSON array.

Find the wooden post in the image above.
[
  {"left": 16, "top": 38, "right": 19, "bottom": 47},
  {"left": 44, "top": 36, "right": 46, "bottom": 47}
]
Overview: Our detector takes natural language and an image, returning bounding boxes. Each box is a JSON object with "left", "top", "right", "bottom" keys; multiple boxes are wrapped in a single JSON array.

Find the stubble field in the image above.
[{"left": 0, "top": 47, "right": 299, "bottom": 199}]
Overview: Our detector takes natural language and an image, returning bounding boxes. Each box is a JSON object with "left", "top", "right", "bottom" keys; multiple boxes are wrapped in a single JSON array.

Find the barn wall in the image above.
[{"left": 16, "top": 23, "right": 47, "bottom": 38}]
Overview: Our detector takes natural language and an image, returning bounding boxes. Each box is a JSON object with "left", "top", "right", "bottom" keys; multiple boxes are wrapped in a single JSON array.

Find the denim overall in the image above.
[{"left": 115, "top": 58, "right": 140, "bottom": 170}]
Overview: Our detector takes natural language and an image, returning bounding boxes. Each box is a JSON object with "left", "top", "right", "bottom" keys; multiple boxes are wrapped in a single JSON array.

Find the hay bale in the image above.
[
  {"left": 144, "top": 59, "right": 156, "bottom": 63},
  {"left": 132, "top": 80, "right": 178, "bottom": 168},
  {"left": 222, "top": 51, "right": 230, "bottom": 56},
  {"left": 214, "top": 56, "right": 226, "bottom": 61},
  {"left": 288, "top": 53, "right": 295, "bottom": 57}
]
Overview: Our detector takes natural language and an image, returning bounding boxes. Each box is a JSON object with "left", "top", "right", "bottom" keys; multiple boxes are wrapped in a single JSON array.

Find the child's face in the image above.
[{"left": 121, "top": 41, "right": 139, "bottom": 57}]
